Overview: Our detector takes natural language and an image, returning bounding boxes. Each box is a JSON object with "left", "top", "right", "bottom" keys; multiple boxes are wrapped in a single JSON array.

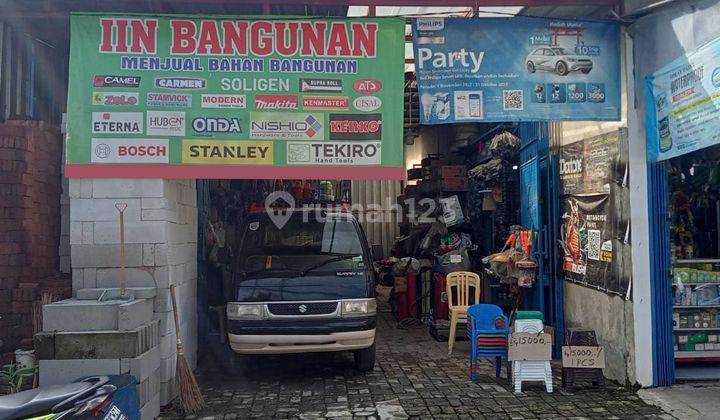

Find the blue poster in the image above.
[
  {"left": 646, "top": 36, "right": 720, "bottom": 162},
  {"left": 411, "top": 17, "right": 621, "bottom": 123}
]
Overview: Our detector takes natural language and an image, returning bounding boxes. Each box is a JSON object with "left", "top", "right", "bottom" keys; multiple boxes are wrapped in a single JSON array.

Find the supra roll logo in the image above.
[
  {"left": 93, "top": 75, "right": 141, "bottom": 88},
  {"left": 91, "top": 112, "right": 143, "bottom": 134},
  {"left": 299, "top": 78, "right": 342, "bottom": 93},
  {"left": 91, "top": 138, "right": 168, "bottom": 163},
  {"left": 154, "top": 77, "right": 206, "bottom": 90},
  {"left": 191, "top": 117, "right": 242, "bottom": 134}
]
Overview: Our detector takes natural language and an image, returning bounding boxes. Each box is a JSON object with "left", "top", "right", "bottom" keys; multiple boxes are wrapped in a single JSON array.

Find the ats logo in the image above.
[
  {"left": 250, "top": 113, "right": 324, "bottom": 140},
  {"left": 353, "top": 79, "right": 382, "bottom": 94},
  {"left": 254, "top": 95, "right": 298, "bottom": 110},
  {"left": 191, "top": 117, "right": 242, "bottom": 134},
  {"left": 93, "top": 75, "right": 141, "bottom": 88},
  {"left": 329, "top": 113, "right": 381, "bottom": 141}
]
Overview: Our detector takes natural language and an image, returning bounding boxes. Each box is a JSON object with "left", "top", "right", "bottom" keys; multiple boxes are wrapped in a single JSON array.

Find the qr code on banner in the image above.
[
  {"left": 587, "top": 229, "right": 601, "bottom": 261},
  {"left": 503, "top": 90, "right": 524, "bottom": 110}
]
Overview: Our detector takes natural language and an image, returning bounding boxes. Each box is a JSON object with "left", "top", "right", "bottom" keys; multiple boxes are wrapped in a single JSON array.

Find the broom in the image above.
[{"left": 170, "top": 284, "right": 205, "bottom": 413}]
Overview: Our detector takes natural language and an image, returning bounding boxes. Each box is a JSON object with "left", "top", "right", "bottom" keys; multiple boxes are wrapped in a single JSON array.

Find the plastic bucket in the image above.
[{"left": 15, "top": 349, "right": 36, "bottom": 369}]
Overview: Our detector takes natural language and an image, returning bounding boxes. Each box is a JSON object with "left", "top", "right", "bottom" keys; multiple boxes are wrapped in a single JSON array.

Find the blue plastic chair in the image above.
[{"left": 467, "top": 304, "right": 510, "bottom": 382}]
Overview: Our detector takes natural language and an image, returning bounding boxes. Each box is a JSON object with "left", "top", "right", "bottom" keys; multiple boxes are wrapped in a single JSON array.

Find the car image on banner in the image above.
[{"left": 412, "top": 16, "right": 621, "bottom": 123}]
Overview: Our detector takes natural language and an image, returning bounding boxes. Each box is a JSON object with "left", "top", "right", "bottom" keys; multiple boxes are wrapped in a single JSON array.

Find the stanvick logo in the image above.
[
  {"left": 147, "top": 111, "right": 186, "bottom": 136},
  {"left": 299, "top": 78, "right": 342, "bottom": 93},
  {"left": 255, "top": 95, "right": 298, "bottom": 110},
  {"left": 93, "top": 75, "right": 141, "bottom": 88},
  {"left": 92, "top": 92, "right": 139, "bottom": 106},
  {"left": 201, "top": 94, "right": 246, "bottom": 109},
  {"left": 91, "top": 138, "right": 168, "bottom": 163},
  {"left": 303, "top": 96, "right": 349, "bottom": 111},
  {"left": 287, "top": 141, "right": 381, "bottom": 166},
  {"left": 191, "top": 117, "right": 242, "bottom": 134},
  {"left": 91, "top": 112, "right": 143, "bottom": 134},
  {"left": 352, "top": 96, "right": 382, "bottom": 112},
  {"left": 155, "top": 77, "right": 206, "bottom": 90},
  {"left": 147, "top": 93, "right": 192, "bottom": 107},
  {"left": 353, "top": 79, "right": 382, "bottom": 94},
  {"left": 329, "top": 113, "right": 382, "bottom": 141},
  {"left": 250, "top": 113, "right": 324, "bottom": 140}
]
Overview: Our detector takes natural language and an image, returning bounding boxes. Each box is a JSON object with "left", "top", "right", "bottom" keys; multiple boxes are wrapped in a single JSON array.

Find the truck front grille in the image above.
[{"left": 267, "top": 301, "right": 339, "bottom": 316}]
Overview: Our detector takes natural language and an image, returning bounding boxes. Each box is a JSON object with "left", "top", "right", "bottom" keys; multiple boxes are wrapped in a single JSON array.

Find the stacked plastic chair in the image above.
[
  {"left": 562, "top": 328, "right": 605, "bottom": 392},
  {"left": 466, "top": 304, "right": 510, "bottom": 382},
  {"left": 512, "top": 312, "right": 553, "bottom": 393}
]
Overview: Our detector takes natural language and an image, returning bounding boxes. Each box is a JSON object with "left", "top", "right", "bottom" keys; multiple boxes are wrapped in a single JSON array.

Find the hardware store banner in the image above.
[
  {"left": 646, "top": 35, "right": 720, "bottom": 162},
  {"left": 412, "top": 17, "right": 621, "bottom": 123},
  {"left": 65, "top": 14, "right": 405, "bottom": 179}
]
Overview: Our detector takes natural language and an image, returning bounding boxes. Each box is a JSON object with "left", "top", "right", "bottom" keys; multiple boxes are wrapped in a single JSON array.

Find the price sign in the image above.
[
  {"left": 562, "top": 346, "right": 605, "bottom": 369},
  {"left": 508, "top": 332, "right": 552, "bottom": 361}
]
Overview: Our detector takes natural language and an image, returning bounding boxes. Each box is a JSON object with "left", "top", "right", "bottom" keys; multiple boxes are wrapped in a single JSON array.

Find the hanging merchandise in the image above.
[{"left": 490, "top": 132, "right": 521, "bottom": 161}]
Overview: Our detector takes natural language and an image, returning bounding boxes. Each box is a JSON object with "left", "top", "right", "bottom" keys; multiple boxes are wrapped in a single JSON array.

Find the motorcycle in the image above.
[{"left": 0, "top": 375, "right": 139, "bottom": 420}]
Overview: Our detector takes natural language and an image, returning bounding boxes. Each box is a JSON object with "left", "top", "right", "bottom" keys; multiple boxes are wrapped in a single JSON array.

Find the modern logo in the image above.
[
  {"left": 154, "top": 77, "right": 206, "bottom": 90},
  {"left": 92, "top": 92, "right": 139, "bottom": 106},
  {"left": 93, "top": 75, "right": 141, "bottom": 88},
  {"left": 191, "top": 117, "right": 242, "bottom": 134},
  {"left": 416, "top": 17, "right": 445, "bottom": 31},
  {"left": 147, "top": 111, "right": 186, "bottom": 136},
  {"left": 201, "top": 94, "right": 246, "bottom": 109},
  {"left": 352, "top": 96, "right": 382, "bottom": 112},
  {"left": 287, "top": 141, "right": 381, "bottom": 166},
  {"left": 264, "top": 190, "right": 295, "bottom": 229},
  {"left": 250, "top": 113, "right": 324, "bottom": 140},
  {"left": 329, "top": 113, "right": 381, "bottom": 141},
  {"left": 353, "top": 79, "right": 382, "bottom": 94},
  {"left": 299, "top": 78, "right": 342, "bottom": 93},
  {"left": 182, "top": 140, "right": 273, "bottom": 165},
  {"left": 147, "top": 93, "right": 192, "bottom": 107},
  {"left": 91, "top": 138, "right": 169, "bottom": 163},
  {"left": 255, "top": 95, "right": 299, "bottom": 110},
  {"left": 303, "top": 96, "right": 349, "bottom": 111},
  {"left": 91, "top": 112, "right": 143, "bottom": 134}
]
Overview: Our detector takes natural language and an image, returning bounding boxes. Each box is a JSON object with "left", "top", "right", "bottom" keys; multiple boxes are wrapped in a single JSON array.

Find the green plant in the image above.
[{"left": 0, "top": 363, "right": 36, "bottom": 394}]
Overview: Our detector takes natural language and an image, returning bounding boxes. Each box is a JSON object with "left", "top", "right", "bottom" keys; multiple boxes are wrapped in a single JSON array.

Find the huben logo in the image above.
[
  {"left": 303, "top": 96, "right": 349, "bottom": 111},
  {"left": 147, "top": 93, "right": 192, "bottom": 107},
  {"left": 353, "top": 79, "right": 382, "bottom": 94},
  {"left": 92, "top": 92, "right": 139, "bottom": 106},
  {"left": 91, "top": 138, "right": 168, "bottom": 163},
  {"left": 93, "top": 75, "right": 141, "bottom": 88},
  {"left": 201, "top": 94, "right": 246, "bottom": 109},
  {"left": 255, "top": 95, "right": 298, "bottom": 110},
  {"left": 329, "top": 113, "right": 381, "bottom": 141},
  {"left": 250, "top": 113, "right": 324, "bottom": 140},
  {"left": 191, "top": 117, "right": 242, "bottom": 134},
  {"left": 155, "top": 77, "right": 206, "bottom": 90},
  {"left": 147, "top": 111, "right": 186, "bottom": 136},
  {"left": 91, "top": 112, "right": 143, "bottom": 134},
  {"left": 299, "top": 78, "right": 342, "bottom": 93}
]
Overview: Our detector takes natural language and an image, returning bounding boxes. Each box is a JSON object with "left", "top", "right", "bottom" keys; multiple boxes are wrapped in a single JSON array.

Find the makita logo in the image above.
[
  {"left": 192, "top": 117, "right": 242, "bottom": 134},
  {"left": 254, "top": 95, "right": 298, "bottom": 110},
  {"left": 560, "top": 158, "right": 583, "bottom": 175},
  {"left": 93, "top": 75, "right": 141, "bottom": 88},
  {"left": 329, "top": 113, "right": 381, "bottom": 141},
  {"left": 201, "top": 94, "right": 246, "bottom": 109}
]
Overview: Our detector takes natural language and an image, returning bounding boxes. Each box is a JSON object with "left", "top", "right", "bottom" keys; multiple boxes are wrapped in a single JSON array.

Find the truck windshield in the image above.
[{"left": 238, "top": 214, "right": 365, "bottom": 274}]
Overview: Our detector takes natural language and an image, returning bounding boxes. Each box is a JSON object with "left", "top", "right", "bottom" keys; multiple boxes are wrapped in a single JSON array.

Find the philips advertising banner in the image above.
[
  {"left": 412, "top": 17, "right": 621, "bottom": 123},
  {"left": 65, "top": 14, "right": 405, "bottom": 179},
  {"left": 646, "top": 36, "right": 720, "bottom": 162}
]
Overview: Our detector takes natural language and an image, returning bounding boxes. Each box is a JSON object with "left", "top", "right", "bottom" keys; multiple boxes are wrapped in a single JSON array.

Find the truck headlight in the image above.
[
  {"left": 341, "top": 299, "right": 377, "bottom": 317},
  {"left": 227, "top": 303, "right": 265, "bottom": 320}
]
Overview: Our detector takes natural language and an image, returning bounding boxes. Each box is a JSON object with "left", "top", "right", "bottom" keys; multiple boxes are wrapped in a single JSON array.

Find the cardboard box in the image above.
[
  {"left": 431, "top": 165, "right": 466, "bottom": 180},
  {"left": 561, "top": 346, "right": 606, "bottom": 369},
  {"left": 508, "top": 332, "right": 552, "bottom": 361}
]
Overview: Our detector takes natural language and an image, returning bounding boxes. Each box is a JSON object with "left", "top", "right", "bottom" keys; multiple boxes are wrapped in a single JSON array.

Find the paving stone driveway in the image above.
[{"left": 162, "top": 302, "right": 671, "bottom": 419}]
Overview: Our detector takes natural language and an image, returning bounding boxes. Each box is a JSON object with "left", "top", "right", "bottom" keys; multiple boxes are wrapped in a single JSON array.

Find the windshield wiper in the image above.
[{"left": 299, "top": 255, "right": 359, "bottom": 277}]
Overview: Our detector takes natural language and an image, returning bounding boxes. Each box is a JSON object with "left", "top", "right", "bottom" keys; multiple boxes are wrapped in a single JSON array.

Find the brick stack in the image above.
[{"left": 0, "top": 120, "right": 71, "bottom": 362}]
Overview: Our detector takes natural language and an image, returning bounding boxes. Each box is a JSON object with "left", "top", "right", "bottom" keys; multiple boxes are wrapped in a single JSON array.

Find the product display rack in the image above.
[{"left": 672, "top": 259, "right": 720, "bottom": 361}]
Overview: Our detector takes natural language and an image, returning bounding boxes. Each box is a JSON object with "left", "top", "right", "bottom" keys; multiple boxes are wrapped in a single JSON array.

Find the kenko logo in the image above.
[
  {"left": 201, "top": 94, "right": 246, "bottom": 109},
  {"left": 147, "top": 111, "right": 185, "bottom": 136},
  {"left": 93, "top": 75, "right": 141, "bottom": 88},
  {"left": 329, "top": 113, "right": 381, "bottom": 141},
  {"left": 250, "top": 113, "right": 323, "bottom": 140},
  {"left": 559, "top": 158, "right": 583, "bottom": 175},
  {"left": 91, "top": 112, "right": 143, "bottom": 134},
  {"left": 192, "top": 117, "right": 242, "bottom": 134},
  {"left": 91, "top": 138, "right": 169, "bottom": 164},
  {"left": 254, "top": 95, "right": 298, "bottom": 110}
]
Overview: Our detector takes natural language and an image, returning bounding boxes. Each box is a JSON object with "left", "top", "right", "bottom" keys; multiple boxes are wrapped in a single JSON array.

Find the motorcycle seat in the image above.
[{"left": 0, "top": 381, "right": 93, "bottom": 420}]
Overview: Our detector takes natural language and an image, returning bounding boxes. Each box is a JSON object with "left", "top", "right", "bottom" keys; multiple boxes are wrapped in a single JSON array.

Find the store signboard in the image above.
[
  {"left": 65, "top": 14, "right": 405, "bottom": 179},
  {"left": 646, "top": 36, "right": 720, "bottom": 162},
  {"left": 411, "top": 17, "right": 621, "bottom": 123}
]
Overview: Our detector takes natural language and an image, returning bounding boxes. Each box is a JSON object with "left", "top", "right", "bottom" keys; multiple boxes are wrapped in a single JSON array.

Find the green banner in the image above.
[{"left": 65, "top": 14, "right": 405, "bottom": 179}]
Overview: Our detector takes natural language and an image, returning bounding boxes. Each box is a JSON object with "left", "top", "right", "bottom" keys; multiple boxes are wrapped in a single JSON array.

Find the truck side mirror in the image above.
[{"left": 371, "top": 244, "right": 384, "bottom": 261}]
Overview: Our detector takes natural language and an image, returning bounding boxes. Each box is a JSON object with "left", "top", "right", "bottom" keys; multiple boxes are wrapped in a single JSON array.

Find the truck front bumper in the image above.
[{"left": 228, "top": 328, "right": 376, "bottom": 354}]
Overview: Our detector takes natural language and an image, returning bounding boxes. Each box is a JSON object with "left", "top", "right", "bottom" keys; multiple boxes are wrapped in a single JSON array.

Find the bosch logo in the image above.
[{"left": 95, "top": 143, "right": 111, "bottom": 159}]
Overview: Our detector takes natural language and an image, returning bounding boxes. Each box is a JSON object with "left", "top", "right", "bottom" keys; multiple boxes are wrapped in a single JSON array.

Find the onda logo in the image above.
[{"left": 192, "top": 117, "right": 242, "bottom": 134}]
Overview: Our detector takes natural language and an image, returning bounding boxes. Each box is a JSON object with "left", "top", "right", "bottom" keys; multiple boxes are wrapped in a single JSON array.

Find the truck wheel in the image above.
[{"left": 354, "top": 343, "right": 376, "bottom": 371}]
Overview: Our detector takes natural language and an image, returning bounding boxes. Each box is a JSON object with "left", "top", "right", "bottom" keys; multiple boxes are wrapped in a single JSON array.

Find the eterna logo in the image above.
[
  {"left": 192, "top": 117, "right": 242, "bottom": 134},
  {"left": 91, "top": 112, "right": 143, "bottom": 134}
]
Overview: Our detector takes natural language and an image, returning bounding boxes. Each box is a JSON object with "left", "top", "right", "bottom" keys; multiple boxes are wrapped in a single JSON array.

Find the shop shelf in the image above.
[
  {"left": 675, "top": 350, "right": 720, "bottom": 359},
  {"left": 673, "top": 327, "right": 720, "bottom": 331},
  {"left": 673, "top": 305, "right": 720, "bottom": 309}
]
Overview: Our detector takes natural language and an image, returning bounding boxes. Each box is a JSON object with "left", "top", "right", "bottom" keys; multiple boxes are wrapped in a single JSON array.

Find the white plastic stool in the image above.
[{"left": 512, "top": 319, "right": 553, "bottom": 393}]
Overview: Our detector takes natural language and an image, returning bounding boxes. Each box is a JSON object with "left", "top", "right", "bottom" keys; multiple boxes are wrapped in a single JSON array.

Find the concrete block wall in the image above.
[{"left": 68, "top": 178, "right": 198, "bottom": 407}]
